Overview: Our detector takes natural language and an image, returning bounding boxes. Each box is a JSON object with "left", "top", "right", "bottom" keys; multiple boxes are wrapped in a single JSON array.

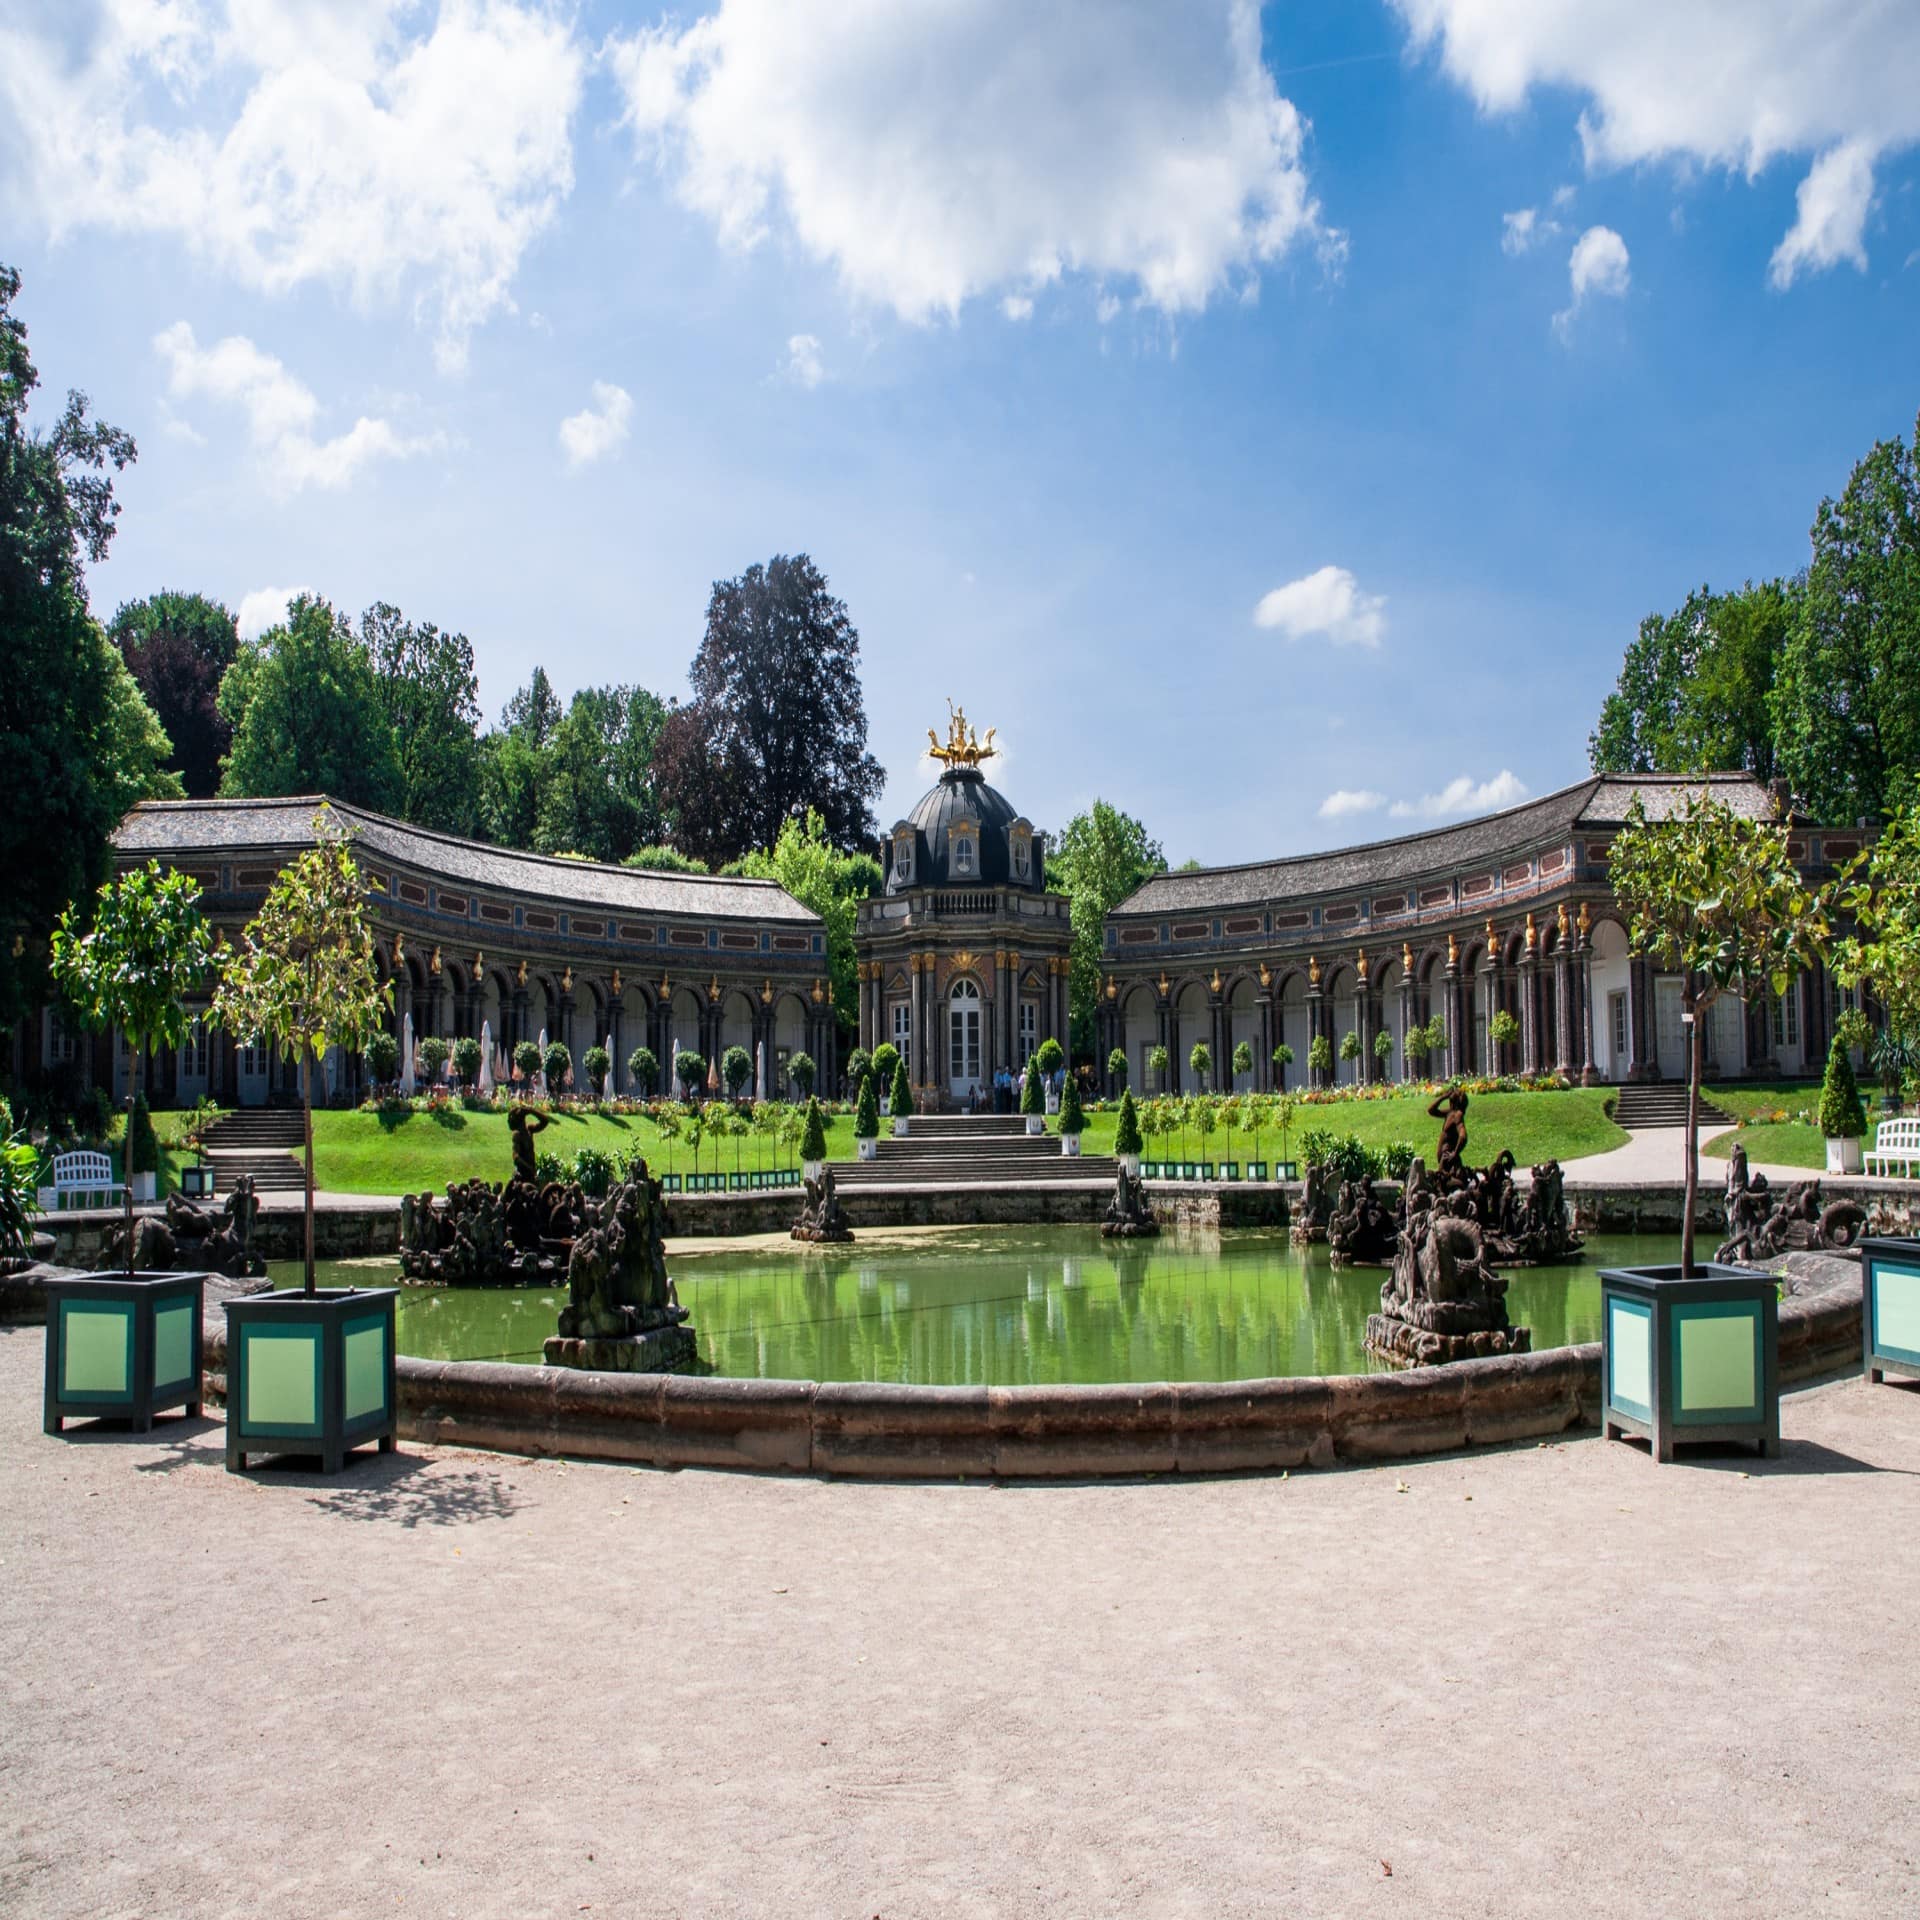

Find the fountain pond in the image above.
[{"left": 270, "top": 1225, "right": 1680, "bottom": 1387}]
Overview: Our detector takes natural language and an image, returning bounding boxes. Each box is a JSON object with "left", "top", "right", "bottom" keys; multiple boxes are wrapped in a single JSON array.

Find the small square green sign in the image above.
[
  {"left": 342, "top": 1316, "right": 387, "bottom": 1424},
  {"left": 1674, "top": 1304, "right": 1759, "bottom": 1419},
  {"left": 1872, "top": 1262, "right": 1920, "bottom": 1365},
  {"left": 1607, "top": 1296, "right": 1651, "bottom": 1422},
  {"left": 62, "top": 1301, "right": 131, "bottom": 1398},
  {"left": 244, "top": 1325, "right": 320, "bottom": 1432},
  {"left": 152, "top": 1300, "right": 194, "bottom": 1391}
]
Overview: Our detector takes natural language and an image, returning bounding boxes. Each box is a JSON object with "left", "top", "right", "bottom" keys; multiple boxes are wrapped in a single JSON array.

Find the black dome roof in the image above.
[{"left": 886, "top": 767, "right": 1040, "bottom": 894}]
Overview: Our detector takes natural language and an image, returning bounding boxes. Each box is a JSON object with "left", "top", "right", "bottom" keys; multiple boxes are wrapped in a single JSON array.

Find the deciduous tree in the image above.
[
  {"left": 111, "top": 590, "right": 240, "bottom": 798},
  {"left": 360, "top": 601, "right": 482, "bottom": 834},
  {"left": 1048, "top": 801, "right": 1167, "bottom": 1056}
]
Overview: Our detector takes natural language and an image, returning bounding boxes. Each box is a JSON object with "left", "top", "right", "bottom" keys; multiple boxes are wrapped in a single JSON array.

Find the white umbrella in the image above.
[
  {"left": 537, "top": 1025, "right": 548, "bottom": 1096},
  {"left": 399, "top": 1012, "right": 416, "bottom": 1096},
  {"left": 755, "top": 1040, "right": 766, "bottom": 1103},
  {"left": 604, "top": 1030, "right": 614, "bottom": 1097},
  {"left": 478, "top": 1020, "right": 495, "bottom": 1095}
]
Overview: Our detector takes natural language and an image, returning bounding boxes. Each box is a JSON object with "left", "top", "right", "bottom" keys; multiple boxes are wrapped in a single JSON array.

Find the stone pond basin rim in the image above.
[{"left": 9, "top": 1249, "right": 1869, "bottom": 1479}]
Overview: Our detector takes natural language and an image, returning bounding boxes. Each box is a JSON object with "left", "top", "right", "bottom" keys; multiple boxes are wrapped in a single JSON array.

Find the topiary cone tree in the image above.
[
  {"left": 1021, "top": 1056, "right": 1045, "bottom": 1125},
  {"left": 800, "top": 1094, "right": 828, "bottom": 1168},
  {"left": 1114, "top": 1087, "right": 1144, "bottom": 1162},
  {"left": 889, "top": 1055, "right": 914, "bottom": 1119},
  {"left": 1818, "top": 1033, "right": 1867, "bottom": 1146},
  {"left": 1056, "top": 1068, "right": 1085, "bottom": 1150},
  {"left": 853, "top": 1069, "right": 880, "bottom": 1151},
  {"left": 50, "top": 860, "right": 215, "bottom": 1277},
  {"left": 1609, "top": 793, "right": 1831, "bottom": 1276},
  {"left": 210, "top": 809, "right": 390, "bottom": 1293}
]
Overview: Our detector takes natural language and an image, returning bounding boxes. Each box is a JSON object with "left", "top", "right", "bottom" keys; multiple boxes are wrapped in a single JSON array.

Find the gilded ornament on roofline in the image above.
[
  {"left": 1577, "top": 901, "right": 1591, "bottom": 935},
  {"left": 707, "top": 975, "right": 720, "bottom": 1002},
  {"left": 1106, "top": 974, "right": 1118, "bottom": 1000},
  {"left": 612, "top": 967, "right": 623, "bottom": 995},
  {"left": 1356, "top": 949, "right": 1369, "bottom": 982},
  {"left": 1258, "top": 962, "right": 1271, "bottom": 988},
  {"left": 1525, "top": 912, "right": 1537, "bottom": 952},
  {"left": 1209, "top": 968, "right": 1222, "bottom": 994},
  {"left": 1156, "top": 972, "right": 1171, "bottom": 997},
  {"left": 953, "top": 950, "right": 978, "bottom": 973},
  {"left": 925, "top": 699, "right": 998, "bottom": 769},
  {"left": 516, "top": 958, "right": 527, "bottom": 987},
  {"left": 429, "top": 945, "right": 442, "bottom": 976},
  {"left": 810, "top": 979, "right": 824, "bottom": 1003},
  {"left": 1403, "top": 943, "right": 1413, "bottom": 973},
  {"left": 760, "top": 978, "right": 773, "bottom": 1004},
  {"left": 1309, "top": 956, "right": 1321, "bottom": 986},
  {"left": 561, "top": 966, "right": 573, "bottom": 993},
  {"left": 392, "top": 931, "right": 405, "bottom": 963},
  {"left": 1447, "top": 933, "right": 1458, "bottom": 967},
  {"left": 471, "top": 951, "right": 484, "bottom": 983},
  {"left": 1556, "top": 903, "right": 1569, "bottom": 939}
]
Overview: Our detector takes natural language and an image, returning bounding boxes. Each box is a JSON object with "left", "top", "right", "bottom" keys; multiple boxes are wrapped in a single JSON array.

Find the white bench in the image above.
[
  {"left": 37, "top": 1149, "right": 126, "bottom": 1211},
  {"left": 1864, "top": 1117, "right": 1920, "bottom": 1178}
]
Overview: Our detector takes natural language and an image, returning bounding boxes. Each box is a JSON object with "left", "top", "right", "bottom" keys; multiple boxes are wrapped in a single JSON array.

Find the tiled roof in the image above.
[
  {"left": 112, "top": 796, "right": 821, "bottom": 925},
  {"left": 1114, "top": 772, "right": 1780, "bottom": 917}
]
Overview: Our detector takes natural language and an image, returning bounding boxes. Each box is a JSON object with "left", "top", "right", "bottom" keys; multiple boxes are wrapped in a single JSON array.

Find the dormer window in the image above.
[
  {"left": 953, "top": 835, "right": 975, "bottom": 875},
  {"left": 1011, "top": 828, "right": 1031, "bottom": 882},
  {"left": 893, "top": 829, "right": 915, "bottom": 886},
  {"left": 949, "top": 822, "right": 978, "bottom": 876}
]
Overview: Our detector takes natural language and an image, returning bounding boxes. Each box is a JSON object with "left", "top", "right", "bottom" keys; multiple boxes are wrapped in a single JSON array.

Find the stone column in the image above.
[
  {"left": 1518, "top": 950, "right": 1540, "bottom": 1075},
  {"left": 1553, "top": 945, "right": 1572, "bottom": 1074},
  {"left": 1156, "top": 991, "right": 1173, "bottom": 1094},
  {"left": 1578, "top": 937, "right": 1597, "bottom": 1086},
  {"left": 1257, "top": 988, "right": 1274, "bottom": 1092},
  {"left": 1443, "top": 960, "right": 1464, "bottom": 1080},
  {"left": 1626, "top": 955, "right": 1650, "bottom": 1081},
  {"left": 610, "top": 1003, "right": 625, "bottom": 1094},
  {"left": 1356, "top": 974, "right": 1376, "bottom": 1083},
  {"left": 1397, "top": 975, "right": 1415, "bottom": 1084}
]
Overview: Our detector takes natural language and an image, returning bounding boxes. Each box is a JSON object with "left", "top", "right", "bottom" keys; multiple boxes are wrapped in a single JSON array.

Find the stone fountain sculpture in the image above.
[
  {"left": 791, "top": 1166, "right": 855, "bottom": 1244},
  {"left": 93, "top": 1175, "right": 265, "bottom": 1279},
  {"left": 1327, "top": 1176, "right": 1399, "bottom": 1265},
  {"left": 1715, "top": 1143, "right": 1866, "bottom": 1265},
  {"left": 1101, "top": 1164, "right": 1160, "bottom": 1239},
  {"left": 544, "top": 1159, "right": 698, "bottom": 1372},
  {"left": 1365, "top": 1183, "right": 1532, "bottom": 1368}
]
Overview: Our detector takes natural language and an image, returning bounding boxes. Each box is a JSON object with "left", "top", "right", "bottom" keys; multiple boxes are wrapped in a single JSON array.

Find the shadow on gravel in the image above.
[
  {"left": 301, "top": 1453, "right": 528, "bottom": 1529},
  {"left": 1649, "top": 1438, "right": 1915, "bottom": 1477}
]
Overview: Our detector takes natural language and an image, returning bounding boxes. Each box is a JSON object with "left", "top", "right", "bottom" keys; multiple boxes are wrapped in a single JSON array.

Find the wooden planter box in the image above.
[
  {"left": 1600, "top": 1264, "right": 1780, "bottom": 1463},
  {"left": 180, "top": 1161, "right": 216, "bottom": 1198},
  {"left": 44, "top": 1271, "right": 206, "bottom": 1435},
  {"left": 1861, "top": 1236, "right": 1920, "bottom": 1386},
  {"left": 223, "top": 1288, "right": 398, "bottom": 1474}
]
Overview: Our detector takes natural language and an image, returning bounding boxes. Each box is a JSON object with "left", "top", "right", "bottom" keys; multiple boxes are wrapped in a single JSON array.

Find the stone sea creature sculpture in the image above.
[
  {"left": 792, "top": 1166, "right": 854, "bottom": 1244},
  {"left": 1101, "top": 1164, "right": 1160, "bottom": 1239},
  {"left": 1716, "top": 1144, "right": 1866, "bottom": 1265}
]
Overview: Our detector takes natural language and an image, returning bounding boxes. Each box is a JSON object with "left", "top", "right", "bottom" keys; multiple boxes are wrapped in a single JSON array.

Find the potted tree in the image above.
[
  {"left": 1107, "top": 1046, "right": 1129, "bottom": 1095},
  {"left": 871, "top": 1041, "right": 900, "bottom": 1114},
  {"left": 675, "top": 1049, "right": 706, "bottom": 1104},
  {"left": 542, "top": 1039, "right": 572, "bottom": 1099},
  {"left": 889, "top": 1056, "right": 914, "bottom": 1136},
  {"left": 1403, "top": 1020, "right": 1431, "bottom": 1078},
  {"left": 1372, "top": 1027, "right": 1395, "bottom": 1082},
  {"left": 1188, "top": 1041, "right": 1212, "bottom": 1095},
  {"left": 1489, "top": 1007, "right": 1521, "bottom": 1072},
  {"left": 1819, "top": 1030, "right": 1868, "bottom": 1175},
  {"left": 1057, "top": 1069, "right": 1087, "bottom": 1156},
  {"left": 1308, "top": 1032, "right": 1332, "bottom": 1087},
  {"left": 1114, "top": 1088, "right": 1143, "bottom": 1177},
  {"left": 211, "top": 808, "right": 396, "bottom": 1473},
  {"left": 364, "top": 1028, "right": 400, "bottom": 1094},
  {"left": 1148, "top": 1043, "right": 1169, "bottom": 1093},
  {"left": 1271, "top": 1040, "right": 1294, "bottom": 1091},
  {"left": 1021, "top": 1059, "right": 1045, "bottom": 1134},
  {"left": 513, "top": 1039, "right": 541, "bottom": 1089},
  {"left": 452, "top": 1034, "right": 483, "bottom": 1096},
  {"left": 854, "top": 1069, "right": 881, "bottom": 1159},
  {"left": 1274, "top": 1093, "right": 1298, "bottom": 1181},
  {"left": 800, "top": 1095, "right": 828, "bottom": 1183},
  {"left": 582, "top": 1043, "right": 612, "bottom": 1101},
  {"left": 722, "top": 1044, "right": 753, "bottom": 1106},
  {"left": 788, "top": 1050, "right": 816, "bottom": 1101},
  {"left": 1232, "top": 1040, "right": 1253, "bottom": 1091},
  {"left": 1338, "top": 1030, "right": 1361, "bottom": 1082},
  {"left": 1034, "top": 1037, "right": 1065, "bottom": 1112},
  {"left": 1834, "top": 798, "right": 1920, "bottom": 1120},
  {"left": 626, "top": 1044, "right": 659, "bottom": 1098},
  {"left": 419, "top": 1033, "right": 449, "bottom": 1090}
]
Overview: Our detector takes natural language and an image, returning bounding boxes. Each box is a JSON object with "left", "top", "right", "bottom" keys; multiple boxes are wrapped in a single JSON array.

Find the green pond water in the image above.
[{"left": 269, "top": 1227, "right": 1680, "bottom": 1387}]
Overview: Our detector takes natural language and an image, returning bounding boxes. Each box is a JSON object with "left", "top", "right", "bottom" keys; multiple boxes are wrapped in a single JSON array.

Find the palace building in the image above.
[
  {"left": 1094, "top": 772, "right": 1863, "bottom": 1095},
  {"left": 24, "top": 795, "right": 837, "bottom": 1108},
  {"left": 853, "top": 708, "right": 1072, "bottom": 1106}
]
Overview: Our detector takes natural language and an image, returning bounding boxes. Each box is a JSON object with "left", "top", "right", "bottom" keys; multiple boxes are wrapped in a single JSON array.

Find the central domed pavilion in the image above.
[{"left": 853, "top": 708, "right": 1072, "bottom": 1106}]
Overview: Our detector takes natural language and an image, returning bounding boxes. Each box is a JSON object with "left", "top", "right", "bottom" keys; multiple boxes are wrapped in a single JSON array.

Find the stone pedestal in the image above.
[{"left": 544, "top": 1305, "right": 700, "bottom": 1373}]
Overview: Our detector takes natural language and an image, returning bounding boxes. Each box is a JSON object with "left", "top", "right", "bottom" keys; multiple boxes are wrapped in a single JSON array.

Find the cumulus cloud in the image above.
[
  {"left": 1390, "top": 771, "right": 1529, "bottom": 820},
  {"left": 1553, "top": 225, "right": 1630, "bottom": 339},
  {"left": 1769, "top": 139, "right": 1876, "bottom": 287},
  {"left": 608, "top": 0, "right": 1341, "bottom": 325},
  {"left": 558, "top": 383, "right": 633, "bottom": 468},
  {"left": 154, "top": 322, "right": 439, "bottom": 492},
  {"left": 1390, "top": 0, "right": 1920, "bottom": 283},
  {"left": 1253, "top": 565, "right": 1386, "bottom": 649},
  {"left": 1319, "top": 789, "right": 1386, "bottom": 820},
  {"left": 236, "top": 586, "right": 312, "bottom": 642},
  {"left": 1500, "top": 207, "right": 1558, "bottom": 255},
  {"left": 781, "top": 334, "right": 826, "bottom": 389},
  {"left": 1001, "top": 295, "right": 1035, "bottom": 322},
  {"left": 0, "top": 2, "right": 585, "bottom": 370}
]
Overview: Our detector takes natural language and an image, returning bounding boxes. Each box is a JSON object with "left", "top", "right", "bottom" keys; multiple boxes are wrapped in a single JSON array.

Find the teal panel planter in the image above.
[
  {"left": 1861, "top": 1236, "right": 1920, "bottom": 1386},
  {"left": 223, "top": 1287, "right": 398, "bottom": 1474},
  {"left": 1600, "top": 1264, "right": 1780, "bottom": 1463},
  {"left": 43, "top": 1271, "right": 207, "bottom": 1436}
]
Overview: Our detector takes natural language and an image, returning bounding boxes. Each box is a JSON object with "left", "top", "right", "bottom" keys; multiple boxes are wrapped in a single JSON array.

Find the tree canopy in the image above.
[
  {"left": 361, "top": 601, "right": 483, "bottom": 834},
  {"left": 110, "top": 590, "right": 241, "bottom": 798},
  {"left": 0, "top": 262, "right": 177, "bottom": 1029},
  {"left": 1047, "top": 800, "right": 1167, "bottom": 1056},
  {"left": 656, "top": 554, "right": 885, "bottom": 864}
]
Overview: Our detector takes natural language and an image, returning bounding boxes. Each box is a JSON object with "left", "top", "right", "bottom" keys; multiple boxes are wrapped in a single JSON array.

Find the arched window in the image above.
[{"left": 948, "top": 977, "right": 982, "bottom": 1090}]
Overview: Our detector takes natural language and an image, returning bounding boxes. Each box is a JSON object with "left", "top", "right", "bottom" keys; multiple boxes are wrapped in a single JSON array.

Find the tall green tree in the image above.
[
  {"left": 725, "top": 808, "right": 882, "bottom": 1035},
  {"left": 658, "top": 555, "right": 885, "bottom": 863},
  {"left": 1833, "top": 798, "right": 1920, "bottom": 1048},
  {"left": 110, "top": 590, "right": 240, "bottom": 798},
  {"left": 532, "top": 684, "right": 669, "bottom": 862},
  {"left": 1772, "top": 412, "right": 1920, "bottom": 822},
  {"left": 477, "top": 667, "right": 560, "bottom": 849},
  {"left": 1607, "top": 795, "right": 1830, "bottom": 1274},
  {"left": 359, "top": 601, "right": 482, "bottom": 834},
  {"left": 1047, "top": 801, "right": 1167, "bottom": 1056},
  {"left": 1590, "top": 582, "right": 1790, "bottom": 779},
  {"left": 218, "top": 595, "right": 404, "bottom": 811},
  {"left": 0, "top": 261, "right": 179, "bottom": 1029}
]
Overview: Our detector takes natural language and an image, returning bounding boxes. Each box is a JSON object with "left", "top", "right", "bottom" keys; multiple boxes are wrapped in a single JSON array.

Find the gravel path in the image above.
[{"left": 4, "top": 1322, "right": 1917, "bottom": 1919}]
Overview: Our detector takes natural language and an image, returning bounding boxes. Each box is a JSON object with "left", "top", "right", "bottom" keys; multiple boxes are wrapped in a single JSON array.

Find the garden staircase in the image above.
[
  {"left": 832, "top": 1112, "right": 1117, "bottom": 1190},
  {"left": 1610, "top": 1084, "right": 1730, "bottom": 1132},
  {"left": 198, "top": 1108, "right": 309, "bottom": 1194}
]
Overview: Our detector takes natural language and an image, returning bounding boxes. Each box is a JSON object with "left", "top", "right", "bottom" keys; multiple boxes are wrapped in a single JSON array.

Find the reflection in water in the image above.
[{"left": 274, "top": 1227, "right": 1679, "bottom": 1387}]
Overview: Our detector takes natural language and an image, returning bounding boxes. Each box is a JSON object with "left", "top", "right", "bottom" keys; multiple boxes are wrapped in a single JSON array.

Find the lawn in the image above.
[
  {"left": 1699, "top": 1081, "right": 1827, "bottom": 1172},
  {"left": 1076, "top": 1087, "right": 1629, "bottom": 1170},
  {"left": 307, "top": 1106, "right": 858, "bottom": 1195}
]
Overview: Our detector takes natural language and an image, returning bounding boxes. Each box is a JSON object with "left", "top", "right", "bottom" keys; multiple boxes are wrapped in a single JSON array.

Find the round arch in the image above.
[{"left": 1277, "top": 969, "right": 1310, "bottom": 1090}]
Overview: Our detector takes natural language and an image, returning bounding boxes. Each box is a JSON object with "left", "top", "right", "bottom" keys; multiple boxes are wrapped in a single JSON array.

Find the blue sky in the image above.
[{"left": 4, "top": 1, "right": 1917, "bottom": 864}]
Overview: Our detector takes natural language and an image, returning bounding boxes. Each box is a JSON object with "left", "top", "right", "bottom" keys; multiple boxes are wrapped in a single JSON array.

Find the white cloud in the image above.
[
  {"left": 782, "top": 334, "right": 826, "bottom": 389},
  {"left": 1551, "top": 183, "right": 1577, "bottom": 210},
  {"left": 1500, "top": 206, "right": 1560, "bottom": 255},
  {"left": 1319, "top": 789, "right": 1386, "bottom": 820},
  {"left": 1390, "top": 0, "right": 1920, "bottom": 283},
  {"left": 1095, "top": 293, "right": 1122, "bottom": 324},
  {"left": 0, "top": 2, "right": 585, "bottom": 370},
  {"left": 609, "top": 0, "right": 1342, "bottom": 326},
  {"left": 1768, "top": 139, "right": 1876, "bottom": 287},
  {"left": 236, "top": 586, "right": 311, "bottom": 642},
  {"left": 154, "top": 321, "right": 439, "bottom": 492},
  {"left": 1001, "top": 294, "right": 1034, "bottom": 322},
  {"left": 558, "top": 382, "right": 633, "bottom": 469},
  {"left": 1253, "top": 565, "right": 1386, "bottom": 649},
  {"left": 1553, "top": 225, "right": 1630, "bottom": 339},
  {"left": 1390, "top": 771, "right": 1529, "bottom": 820}
]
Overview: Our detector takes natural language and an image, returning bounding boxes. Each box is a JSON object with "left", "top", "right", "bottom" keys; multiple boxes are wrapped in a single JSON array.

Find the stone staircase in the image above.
[
  {"left": 1611, "top": 1084, "right": 1730, "bottom": 1131},
  {"left": 833, "top": 1112, "right": 1115, "bottom": 1189},
  {"left": 199, "top": 1108, "right": 309, "bottom": 1194}
]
